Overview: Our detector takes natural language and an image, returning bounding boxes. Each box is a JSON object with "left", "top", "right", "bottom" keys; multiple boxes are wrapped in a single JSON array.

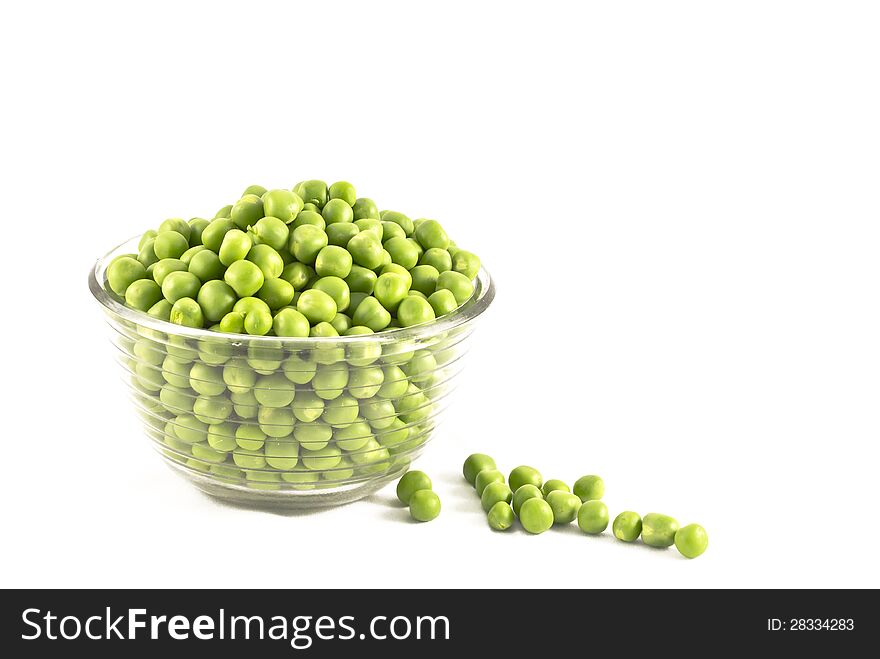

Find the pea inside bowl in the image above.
[{"left": 89, "top": 182, "right": 493, "bottom": 508}]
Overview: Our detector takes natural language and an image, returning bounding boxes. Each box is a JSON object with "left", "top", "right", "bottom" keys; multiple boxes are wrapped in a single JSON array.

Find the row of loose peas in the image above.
[
  {"left": 104, "top": 179, "right": 481, "bottom": 338},
  {"left": 455, "top": 455, "right": 709, "bottom": 558}
]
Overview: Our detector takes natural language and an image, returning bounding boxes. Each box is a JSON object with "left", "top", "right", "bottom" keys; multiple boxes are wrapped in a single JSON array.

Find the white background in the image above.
[{"left": 1, "top": 0, "right": 878, "bottom": 589}]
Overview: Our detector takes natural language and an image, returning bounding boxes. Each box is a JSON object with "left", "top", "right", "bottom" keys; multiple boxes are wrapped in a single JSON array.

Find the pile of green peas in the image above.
[
  {"left": 462, "top": 454, "right": 709, "bottom": 559},
  {"left": 107, "top": 180, "right": 481, "bottom": 336},
  {"left": 107, "top": 180, "right": 483, "bottom": 491}
]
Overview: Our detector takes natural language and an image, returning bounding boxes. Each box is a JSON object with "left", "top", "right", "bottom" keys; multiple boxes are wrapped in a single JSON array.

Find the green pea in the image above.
[
  {"left": 158, "top": 218, "right": 192, "bottom": 242},
  {"left": 257, "top": 277, "right": 295, "bottom": 310},
  {"left": 414, "top": 219, "right": 449, "bottom": 250},
  {"left": 409, "top": 264, "right": 440, "bottom": 296},
  {"left": 546, "top": 490, "right": 582, "bottom": 525},
  {"left": 409, "top": 489, "right": 441, "bottom": 522},
  {"left": 160, "top": 385, "right": 192, "bottom": 414},
  {"left": 207, "top": 423, "right": 238, "bottom": 452},
  {"left": 330, "top": 312, "right": 352, "bottom": 335},
  {"left": 519, "top": 497, "right": 553, "bottom": 534},
  {"left": 232, "top": 424, "right": 265, "bottom": 451},
  {"left": 463, "top": 453, "right": 496, "bottom": 485},
  {"left": 265, "top": 438, "right": 300, "bottom": 470},
  {"left": 188, "top": 218, "right": 209, "bottom": 246},
  {"left": 360, "top": 398, "right": 395, "bottom": 429},
  {"left": 292, "top": 390, "right": 325, "bottom": 423},
  {"left": 147, "top": 299, "right": 173, "bottom": 321},
  {"left": 153, "top": 231, "right": 189, "bottom": 260},
  {"left": 403, "top": 350, "right": 436, "bottom": 385},
  {"left": 230, "top": 390, "right": 259, "bottom": 418},
  {"left": 188, "top": 249, "right": 224, "bottom": 282},
  {"left": 612, "top": 512, "right": 643, "bottom": 543},
  {"left": 381, "top": 221, "right": 406, "bottom": 242},
  {"left": 173, "top": 414, "right": 209, "bottom": 444},
  {"left": 221, "top": 357, "right": 256, "bottom": 394},
  {"left": 137, "top": 238, "right": 159, "bottom": 268},
  {"left": 310, "top": 276, "right": 350, "bottom": 313},
  {"left": 376, "top": 418, "right": 409, "bottom": 447},
  {"left": 295, "top": 289, "right": 337, "bottom": 324},
  {"left": 243, "top": 308, "right": 272, "bottom": 335},
  {"left": 480, "top": 481, "right": 513, "bottom": 512},
  {"left": 380, "top": 263, "right": 412, "bottom": 289},
  {"left": 214, "top": 205, "right": 233, "bottom": 219},
  {"left": 300, "top": 202, "right": 319, "bottom": 213},
  {"left": 309, "top": 321, "right": 339, "bottom": 338},
  {"left": 280, "top": 262, "right": 314, "bottom": 291},
  {"left": 293, "top": 180, "right": 328, "bottom": 208},
  {"left": 219, "top": 311, "right": 245, "bottom": 333},
  {"left": 407, "top": 290, "right": 427, "bottom": 300},
  {"left": 193, "top": 395, "right": 233, "bottom": 425},
  {"left": 346, "top": 232, "right": 384, "bottom": 269},
  {"left": 373, "top": 272, "right": 409, "bottom": 312},
  {"left": 322, "top": 393, "right": 359, "bottom": 426},
  {"left": 407, "top": 237, "right": 424, "bottom": 260},
  {"left": 251, "top": 216, "right": 290, "bottom": 251},
  {"left": 577, "top": 500, "right": 610, "bottom": 534},
  {"left": 396, "top": 295, "right": 436, "bottom": 327},
  {"left": 352, "top": 197, "right": 379, "bottom": 220},
  {"left": 381, "top": 210, "right": 414, "bottom": 236},
  {"left": 282, "top": 353, "right": 318, "bottom": 384},
  {"left": 125, "top": 279, "right": 162, "bottom": 311},
  {"left": 573, "top": 475, "right": 605, "bottom": 502},
  {"left": 347, "top": 293, "right": 369, "bottom": 317},
  {"left": 302, "top": 444, "right": 343, "bottom": 470},
  {"left": 246, "top": 243, "right": 284, "bottom": 279},
  {"left": 161, "top": 271, "right": 200, "bottom": 303},
  {"left": 217, "top": 229, "right": 251, "bottom": 266},
  {"left": 312, "top": 363, "right": 349, "bottom": 400},
  {"left": 419, "top": 248, "right": 452, "bottom": 273},
  {"left": 347, "top": 365, "right": 385, "bottom": 399},
  {"left": 487, "top": 502, "right": 515, "bottom": 531},
  {"left": 351, "top": 296, "right": 391, "bottom": 331},
  {"left": 262, "top": 189, "right": 304, "bottom": 224},
  {"left": 436, "top": 270, "right": 474, "bottom": 305},
  {"left": 201, "top": 218, "right": 235, "bottom": 252},
  {"left": 396, "top": 470, "right": 432, "bottom": 505},
  {"left": 452, "top": 249, "right": 481, "bottom": 280},
  {"left": 179, "top": 245, "right": 206, "bottom": 266},
  {"left": 322, "top": 198, "right": 354, "bottom": 225},
  {"left": 138, "top": 230, "right": 157, "bottom": 251},
  {"left": 384, "top": 236, "right": 419, "bottom": 270},
  {"left": 314, "top": 245, "right": 353, "bottom": 278},
  {"left": 107, "top": 256, "right": 147, "bottom": 295},
  {"left": 325, "top": 222, "right": 360, "bottom": 248},
  {"left": 542, "top": 479, "right": 570, "bottom": 496},
  {"left": 507, "top": 466, "right": 543, "bottom": 493},
  {"left": 642, "top": 513, "right": 680, "bottom": 548},
  {"left": 512, "top": 484, "right": 543, "bottom": 516},
  {"left": 427, "top": 289, "right": 458, "bottom": 317},
  {"left": 230, "top": 193, "right": 264, "bottom": 230},
  {"left": 242, "top": 184, "right": 267, "bottom": 197},
  {"left": 273, "top": 307, "right": 310, "bottom": 337},
  {"left": 328, "top": 181, "right": 357, "bottom": 206},
  {"left": 169, "top": 297, "right": 205, "bottom": 328},
  {"left": 674, "top": 524, "right": 708, "bottom": 559},
  {"left": 294, "top": 421, "right": 332, "bottom": 450},
  {"left": 291, "top": 210, "right": 326, "bottom": 230},
  {"left": 196, "top": 280, "right": 237, "bottom": 322},
  {"left": 258, "top": 406, "right": 296, "bottom": 438},
  {"left": 340, "top": 265, "right": 376, "bottom": 295},
  {"left": 353, "top": 218, "right": 383, "bottom": 240},
  {"left": 253, "top": 372, "right": 296, "bottom": 407},
  {"left": 474, "top": 468, "right": 505, "bottom": 496},
  {"left": 223, "top": 260, "right": 264, "bottom": 297},
  {"left": 233, "top": 448, "right": 266, "bottom": 470}
]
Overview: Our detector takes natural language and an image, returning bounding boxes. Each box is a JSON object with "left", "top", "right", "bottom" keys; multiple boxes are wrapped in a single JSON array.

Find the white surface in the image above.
[{"left": 1, "top": 0, "right": 878, "bottom": 589}]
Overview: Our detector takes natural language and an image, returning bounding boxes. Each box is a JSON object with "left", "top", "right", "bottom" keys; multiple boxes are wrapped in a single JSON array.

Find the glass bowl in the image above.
[{"left": 89, "top": 237, "right": 495, "bottom": 509}]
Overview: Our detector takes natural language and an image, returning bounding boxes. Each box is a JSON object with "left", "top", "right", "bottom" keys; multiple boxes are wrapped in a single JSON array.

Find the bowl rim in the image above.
[{"left": 89, "top": 235, "right": 495, "bottom": 345}]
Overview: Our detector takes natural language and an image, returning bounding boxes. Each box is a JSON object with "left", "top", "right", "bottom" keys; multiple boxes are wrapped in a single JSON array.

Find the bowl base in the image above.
[{"left": 167, "top": 461, "right": 408, "bottom": 511}]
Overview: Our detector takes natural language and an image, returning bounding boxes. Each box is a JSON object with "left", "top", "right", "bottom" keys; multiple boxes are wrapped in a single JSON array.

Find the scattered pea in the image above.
[
  {"left": 674, "top": 524, "right": 709, "bottom": 559},
  {"left": 463, "top": 453, "right": 496, "bottom": 485},
  {"left": 519, "top": 497, "right": 554, "bottom": 534},
  {"left": 409, "top": 489, "right": 441, "bottom": 522},
  {"left": 396, "top": 470, "right": 432, "bottom": 505},
  {"left": 509, "top": 465, "right": 543, "bottom": 493},
  {"left": 612, "top": 511, "right": 643, "bottom": 542},
  {"left": 641, "top": 513, "right": 680, "bottom": 548},
  {"left": 577, "top": 500, "right": 609, "bottom": 534},
  {"left": 573, "top": 475, "right": 605, "bottom": 502},
  {"left": 487, "top": 502, "right": 514, "bottom": 531}
]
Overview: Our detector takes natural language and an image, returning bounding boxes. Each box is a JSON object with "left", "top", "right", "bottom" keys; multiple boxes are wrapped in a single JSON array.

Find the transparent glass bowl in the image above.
[{"left": 89, "top": 237, "right": 495, "bottom": 509}]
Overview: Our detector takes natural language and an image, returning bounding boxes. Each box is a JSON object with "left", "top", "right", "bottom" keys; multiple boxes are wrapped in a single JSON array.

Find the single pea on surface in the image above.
[
  {"left": 519, "top": 497, "right": 554, "bottom": 534},
  {"left": 396, "top": 470, "right": 432, "bottom": 505},
  {"left": 674, "top": 524, "right": 708, "bottom": 559},
  {"left": 641, "top": 513, "right": 680, "bottom": 548},
  {"left": 577, "top": 500, "right": 609, "bottom": 534},
  {"left": 573, "top": 475, "right": 605, "bottom": 502},
  {"left": 487, "top": 502, "right": 515, "bottom": 531},
  {"left": 508, "top": 465, "right": 543, "bottom": 493},
  {"left": 546, "top": 490, "right": 582, "bottom": 525},
  {"left": 463, "top": 453, "right": 496, "bottom": 485},
  {"left": 409, "top": 489, "right": 441, "bottom": 522},
  {"left": 612, "top": 511, "right": 643, "bottom": 542}
]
